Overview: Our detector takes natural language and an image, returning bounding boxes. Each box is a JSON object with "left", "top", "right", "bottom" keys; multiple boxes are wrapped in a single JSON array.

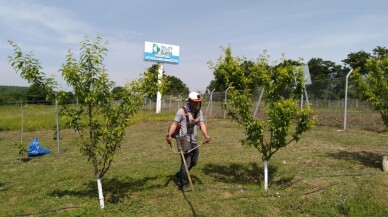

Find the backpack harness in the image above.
[{"left": 168, "top": 106, "right": 204, "bottom": 154}]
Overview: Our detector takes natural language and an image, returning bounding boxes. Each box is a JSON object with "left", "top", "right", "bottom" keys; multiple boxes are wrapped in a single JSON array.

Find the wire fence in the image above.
[
  {"left": 144, "top": 77, "right": 382, "bottom": 132},
  {"left": 0, "top": 78, "right": 385, "bottom": 135}
]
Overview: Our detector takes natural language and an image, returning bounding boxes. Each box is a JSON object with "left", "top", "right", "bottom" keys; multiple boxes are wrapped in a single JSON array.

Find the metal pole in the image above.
[
  {"left": 210, "top": 89, "right": 215, "bottom": 116},
  {"left": 177, "top": 93, "right": 182, "bottom": 109},
  {"left": 253, "top": 87, "right": 265, "bottom": 117},
  {"left": 300, "top": 91, "right": 304, "bottom": 109},
  {"left": 76, "top": 96, "right": 79, "bottom": 137},
  {"left": 224, "top": 87, "right": 230, "bottom": 119},
  {"left": 55, "top": 98, "right": 60, "bottom": 154},
  {"left": 344, "top": 69, "right": 353, "bottom": 130},
  {"left": 169, "top": 94, "right": 173, "bottom": 112},
  {"left": 20, "top": 100, "right": 23, "bottom": 145},
  {"left": 304, "top": 84, "right": 309, "bottom": 108},
  {"left": 205, "top": 89, "right": 215, "bottom": 125}
]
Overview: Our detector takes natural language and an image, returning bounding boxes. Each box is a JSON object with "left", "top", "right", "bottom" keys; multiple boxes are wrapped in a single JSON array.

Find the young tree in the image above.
[
  {"left": 209, "top": 47, "right": 314, "bottom": 191},
  {"left": 352, "top": 52, "right": 388, "bottom": 129},
  {"left": 8, "top": 36, "right": 146, "bottom": 208}
]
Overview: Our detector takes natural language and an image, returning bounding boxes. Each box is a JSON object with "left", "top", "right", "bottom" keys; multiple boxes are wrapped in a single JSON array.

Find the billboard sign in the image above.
[{"left": 144, "top": 41, "right": 179, "bottom": 64}]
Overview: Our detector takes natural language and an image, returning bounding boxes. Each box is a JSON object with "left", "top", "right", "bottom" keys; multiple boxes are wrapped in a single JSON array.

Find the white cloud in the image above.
[{"left": 0, "top": 1, "right": 89, "bottom": 45}]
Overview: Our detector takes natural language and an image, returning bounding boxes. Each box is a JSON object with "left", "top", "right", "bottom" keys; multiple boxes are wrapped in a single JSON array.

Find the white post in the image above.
[
  {"left": 97, "top": 177, "right": 105, "bottom": 209},
  {"left": 300, "top": 91, "right": 304, "bottom": 109},
  {"left": 156, "top": 63, "right": 163, "bottom": 113},
  {"left": 224, "top": 87, "right": 230, "bottom": 119},
  {"left": 264, "top": 160, "right": 268, "bottom": 191},
  {"left": 344, "top": 69, "right": 353, "bottom": 130},
  {"left": 304, "top": 84, "right": 309, "bottom": 108}
]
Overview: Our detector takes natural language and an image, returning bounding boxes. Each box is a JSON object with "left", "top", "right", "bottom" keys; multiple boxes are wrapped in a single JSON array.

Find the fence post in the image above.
[
  {"left": 55, "top": 98, "right": 60, "bottom": 154},
  {"left": 210, "top": 89, "right": 215, "bottom": 116},
  {"left": 224, "top": 87, "right": 230, "bottom": 119},
  {"left": 205, "top": 89, "right": 215, "bottom": 124},
  {"left": 205, "top": 89, "right": 215, "bottom": 117},
  {"left": 177, "top": 93, "right": 182, "bottom": 109},
  {"left": 76, "top": 97, "right": 79, "bottom": 137},
  {"left": 20, "top": 100, "right": 23, "bottom": 145},
  {"left": 253, "top": 87, "right": 265, "bottom": 117},
  {"left": 169, "top": 94, "right": 173, "bottom": 112},
  {"left": 344, "top": 69, "right": 353, "bottom": 130}
]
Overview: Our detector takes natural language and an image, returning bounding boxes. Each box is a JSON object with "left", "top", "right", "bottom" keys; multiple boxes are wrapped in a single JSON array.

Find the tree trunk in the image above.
[
  {"left": 264, "top": 160, "right": 268, "bottom": 191},
  {"left": 97, "top": 177, "right": 105, "bottom": 209},
  {"left": 383, "top": 156, "right": 388, "bottom": 173}
]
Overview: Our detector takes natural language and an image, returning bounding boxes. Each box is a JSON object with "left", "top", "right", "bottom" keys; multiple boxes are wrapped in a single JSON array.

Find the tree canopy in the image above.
[
  {"left": 209, "top": 46, "right": 315, "bottom": 190},
  {"left": 8, "top": 36, "right": 149, "bottom": 179},
  {"left": 352, "top": 49, "right": 388, "bottom": 129}
]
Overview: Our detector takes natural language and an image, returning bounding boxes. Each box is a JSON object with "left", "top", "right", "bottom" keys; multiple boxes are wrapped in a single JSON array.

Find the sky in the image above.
[{"left": 1, "top": 0, "right": 387, "bottom": 92}]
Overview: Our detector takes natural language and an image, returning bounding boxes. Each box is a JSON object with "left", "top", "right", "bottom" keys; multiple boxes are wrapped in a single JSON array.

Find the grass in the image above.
[{"left": 0, "top": 114, "right": 387, "bottom": 216}]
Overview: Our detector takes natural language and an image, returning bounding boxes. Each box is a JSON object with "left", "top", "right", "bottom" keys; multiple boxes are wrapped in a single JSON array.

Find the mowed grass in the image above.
[{"left": 0, "top": 110, "right": 388, "bottom": 216}]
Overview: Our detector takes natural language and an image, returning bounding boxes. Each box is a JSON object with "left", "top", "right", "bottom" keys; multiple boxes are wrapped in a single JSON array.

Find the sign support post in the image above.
[{"left": 156, "top": 63, "right": 163, "bottom": 113}]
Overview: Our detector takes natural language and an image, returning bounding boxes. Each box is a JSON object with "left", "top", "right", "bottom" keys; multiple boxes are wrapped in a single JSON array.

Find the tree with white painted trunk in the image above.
[
  {"left": 209, "top": 46, "right": 314, "bottom": 191},
  {"left": 9, "top": 36, "right": 147, "bottom": 208}
]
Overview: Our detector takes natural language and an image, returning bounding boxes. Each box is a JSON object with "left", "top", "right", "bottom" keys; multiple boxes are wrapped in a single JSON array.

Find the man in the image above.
[{"left": 166, "top": 92, "right": 211, "bottom": 192}]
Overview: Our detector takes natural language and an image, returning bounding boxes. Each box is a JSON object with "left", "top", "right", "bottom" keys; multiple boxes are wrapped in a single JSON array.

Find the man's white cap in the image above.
[{"left": 188, "top": 92, "right": 202, "bottom": 102}]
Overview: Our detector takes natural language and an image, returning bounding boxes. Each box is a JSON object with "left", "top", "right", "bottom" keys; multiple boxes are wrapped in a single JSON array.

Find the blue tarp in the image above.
[{"left": 28, "top": 137, "right": 51, "bottom": 157}]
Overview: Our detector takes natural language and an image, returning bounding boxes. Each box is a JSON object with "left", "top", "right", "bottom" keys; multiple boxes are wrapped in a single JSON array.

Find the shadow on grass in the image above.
[
  {"left": 50, "top": 176, "right": 162, "bottom": 203},
  {"left": 202, "top": 162, "right": 276, "bottom": 185},
  {"left": 0, "top": 182, "right": 5, "bottom": 191},
  {"left": 182, "top": 191, "right": 207, "bottom": 217},
  {"left": 327, "top": 150, "right": 384, "bottom": 170},
  {"left": 164, "top": 174, "right": 203, "bottom": 188}
]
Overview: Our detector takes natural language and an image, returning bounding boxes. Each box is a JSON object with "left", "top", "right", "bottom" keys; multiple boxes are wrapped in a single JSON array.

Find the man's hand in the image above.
[
  {"left": 204, "top": 135, "right": 211, "bottom": 144},
  {"left": 166, "top": 134, "right": 172, "bottom": 144}
]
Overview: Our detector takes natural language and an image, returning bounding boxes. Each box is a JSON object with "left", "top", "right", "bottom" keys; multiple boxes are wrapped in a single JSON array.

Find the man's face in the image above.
[{"left": 189, "top": 100, "right": 201, "bottom": 113}]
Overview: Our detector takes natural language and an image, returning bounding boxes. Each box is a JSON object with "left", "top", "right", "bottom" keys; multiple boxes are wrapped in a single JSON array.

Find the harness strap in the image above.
[
  {"left": 168, "top": 106, "right": 203, "bottom": 154},
  {"left": 182, "top": 106, "right": 190, "bottom": 125},
  {"left": 182, "top": 106, "right": 198, "bottom": 128}
]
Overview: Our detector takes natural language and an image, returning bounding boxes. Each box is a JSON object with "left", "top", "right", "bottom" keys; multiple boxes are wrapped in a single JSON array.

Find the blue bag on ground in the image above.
[{"left": 28, "top": 137, "right": 51, "bottom": 157}]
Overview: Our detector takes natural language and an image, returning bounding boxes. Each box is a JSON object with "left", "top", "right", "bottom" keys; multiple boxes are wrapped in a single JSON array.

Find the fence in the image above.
[
  {"left": 149, "top": 77, "right": 384, "bottom": 131},
  {"left": 0, "top": 78, "right": 385, "bottom": 135}
]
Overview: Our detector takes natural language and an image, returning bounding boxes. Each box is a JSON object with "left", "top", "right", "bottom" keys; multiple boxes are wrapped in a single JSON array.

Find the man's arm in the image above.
[
  {"left": 166, "top": 122, "right": 178, "bottom": 144},
  {"left": 199, "top": 122, "right": 211, "bottom": 143}
]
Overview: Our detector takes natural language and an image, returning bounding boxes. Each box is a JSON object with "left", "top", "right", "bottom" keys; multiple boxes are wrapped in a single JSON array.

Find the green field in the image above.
[{"left": 0, "top": 107, "right": 387, "bottom": 216}]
